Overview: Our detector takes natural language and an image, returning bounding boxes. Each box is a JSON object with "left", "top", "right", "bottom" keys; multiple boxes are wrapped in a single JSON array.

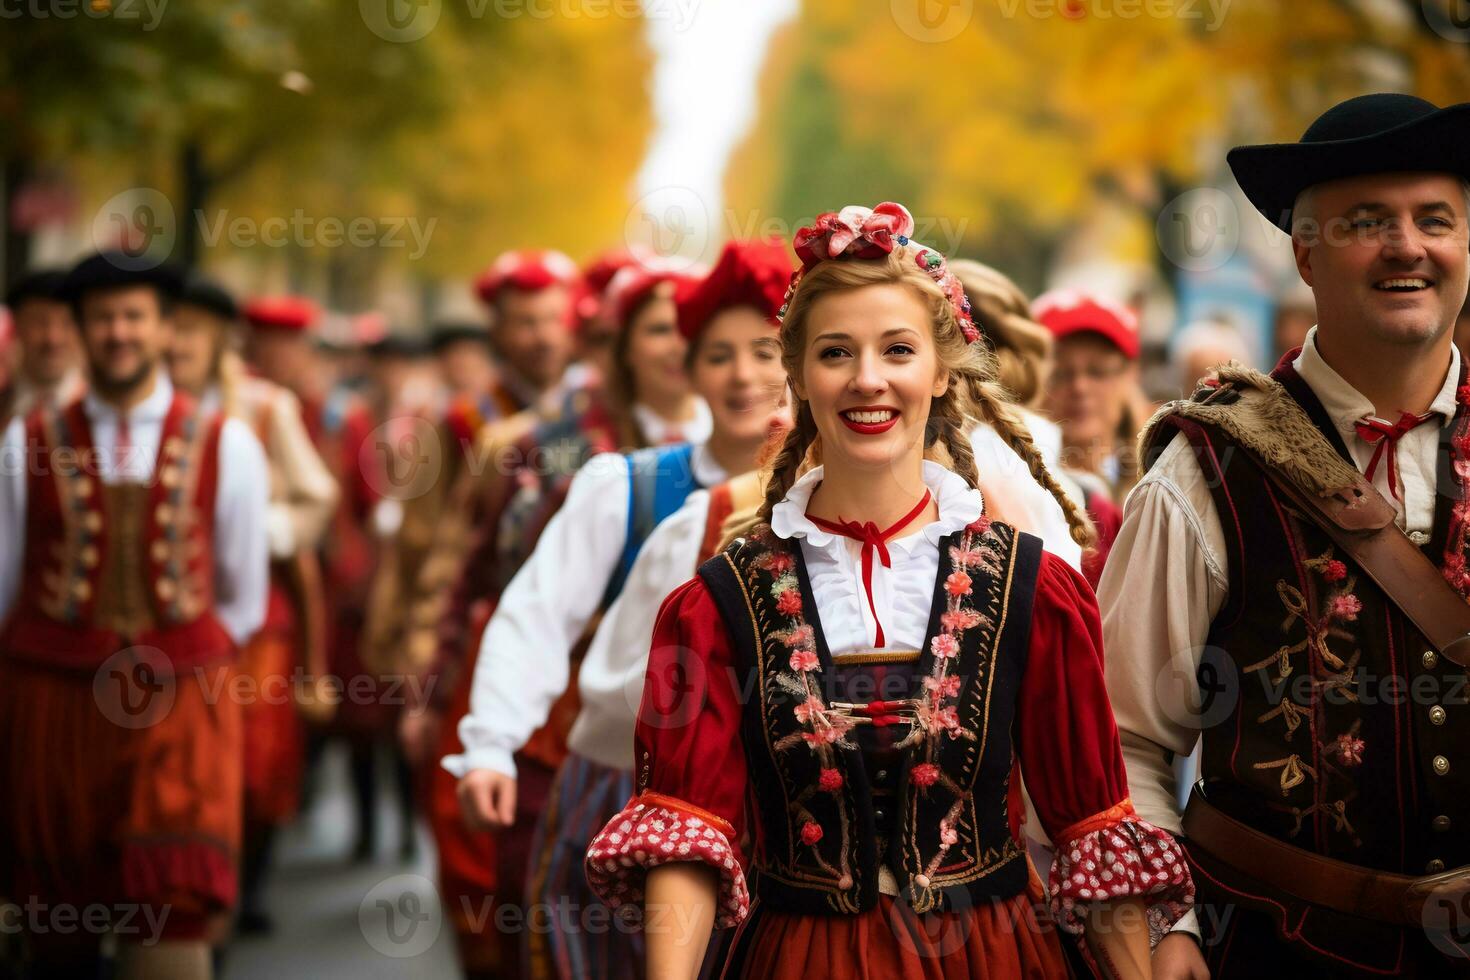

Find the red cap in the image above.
[
  {"left": 676, "top": 239, "right": 793, "bottom": 342},
  {"left": 242, "top": 296, "right": 320, "bottom": 333},
  {"left": 575, "top": 247, "right": 650, "bottom": 326},
  {"left": 474, "top": 249, "right": 580, "bottom": 306},
  {"left": 605, "top": 257, "right": 707, "bottom": 331},
  {"left": 1032, "top": 289, "right": 1140, "bottom": 360}
]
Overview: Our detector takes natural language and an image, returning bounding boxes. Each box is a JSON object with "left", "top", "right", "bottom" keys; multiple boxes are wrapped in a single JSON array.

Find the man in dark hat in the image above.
[
  {"left": 1101, "top": 94, "right": 1470, "bottom": 977},
  {"left": 3, "top": 268, "right": 83, "bottom": 426},
  {"left": 0, "top": 253, "right": 269, "bottom": 978}
]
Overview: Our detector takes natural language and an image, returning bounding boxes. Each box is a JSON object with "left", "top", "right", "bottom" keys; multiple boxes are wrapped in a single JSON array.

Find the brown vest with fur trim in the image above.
[{"left": 1142, "top": 352, "right": 1470, "bottom": 973}]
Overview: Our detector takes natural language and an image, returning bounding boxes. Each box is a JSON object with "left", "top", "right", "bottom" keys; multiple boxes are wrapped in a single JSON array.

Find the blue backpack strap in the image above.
[{"left": 601, "top": 442, "right": 701, "bottom": 609}]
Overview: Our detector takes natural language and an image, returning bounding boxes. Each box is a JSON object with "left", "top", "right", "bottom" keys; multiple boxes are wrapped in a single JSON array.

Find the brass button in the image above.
[
  {"left": 1424, "top": 650, "right": 1440, "bottom": 670},
  {"left": 1434, "top": 815, "right": 1452, "bottom": 832},
  {"left": 160, "top": 465, "right": 181, "bottom": 488},
  {"left": 150, "top": 540, "right": 170, "bottom": 563},
  {"left": 79, "top": 545, "right": 99, "bottom": 569},
  {"left": 1428, "top": 858, "right": 1446, "bottom": 873},
  {"left": 1433, "top": 755, "right": 1450, "bottom": 775},
  {"left": 74, "top": 476, "right": 93, "bottom": 497},
  {"left": 1431, "top": 706, "right": 1447, "bottom": 725},
  {"left": 156, "top": 579, "right": 177, "bottom": 602},
  {"left": 876, "top": 769, "right": 889, "bottom": 781},
  {"left": 83, "top": 511, "right": 103, "bottom": 533},
  {"left": 914, "top": 873, "right": 930, "bottom": 888},
  {"left": 72, "top": 580, "right": 91, "bottom": 601},
  {"left": 155, "top": 504, "right": 174, "bottom": 525}
]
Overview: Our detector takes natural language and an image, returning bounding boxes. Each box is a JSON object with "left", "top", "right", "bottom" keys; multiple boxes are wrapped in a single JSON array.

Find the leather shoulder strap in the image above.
[{"left": 1151, "top": 365, "right": 1470, "bottom": 666}]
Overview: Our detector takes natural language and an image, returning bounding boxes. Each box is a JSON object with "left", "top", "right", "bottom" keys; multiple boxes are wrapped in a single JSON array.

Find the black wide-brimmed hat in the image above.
[
  {"left": 177, "top": 272, "right": 239, "bottom": 322},
  {"left": 1227, "top": 93, "right": 1470, "bottom": 232},
  {"left": 60, "top": 251, "right": 185, "bottom": 305}
]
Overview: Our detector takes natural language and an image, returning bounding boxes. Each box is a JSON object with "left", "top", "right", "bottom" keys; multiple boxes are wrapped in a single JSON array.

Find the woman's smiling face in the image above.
[{"left": 795, "top": 282, "right": 949, "bottom": 474}]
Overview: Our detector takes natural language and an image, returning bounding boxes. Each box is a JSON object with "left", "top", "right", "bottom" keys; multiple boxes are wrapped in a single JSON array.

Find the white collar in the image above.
[
  {"left": 690, "top": 440, "right": 728, "bottom": 489},
  {"left": 770, "top": 460, "right": 983, "bottom": 554},
  {"left": 82, "top": 370, "right": 173, "bottom": 426},
  {"left": 632, "top": 398, "right": 712, "bottom": 446},
  {"left": 1293, "top": 326, "right": 1460, "bottom": 429}
]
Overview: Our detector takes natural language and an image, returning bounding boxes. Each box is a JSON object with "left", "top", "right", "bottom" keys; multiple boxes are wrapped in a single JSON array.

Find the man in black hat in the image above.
[
  {"left": 3, "top": 268, "right": 83, "bottom": 427},
  {"left": 1101, "top": 94, "right": 1470, "bottom": 977},
  {"left": 0, "top": 253, "right": 269, "bottom": 979}
]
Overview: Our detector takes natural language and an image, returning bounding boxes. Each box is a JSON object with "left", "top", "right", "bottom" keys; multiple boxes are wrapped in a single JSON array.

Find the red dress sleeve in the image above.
[
  {"left": 1016, "top": 552, "right": 1194, "bottom": 944},
  {"left": 585, "top": 576, "right": 751, "bottom": 927}
]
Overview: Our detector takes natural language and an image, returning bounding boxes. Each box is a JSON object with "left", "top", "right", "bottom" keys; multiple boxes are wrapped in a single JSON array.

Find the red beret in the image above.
[
  {"left": 604, "top": 258, "right": 707, "bottom": 331},
  {"left": 243, "top": 296, "right": 320, "bottom": 333},
  {"left": 676, "top": 239, "right": 793, "bottom": 343},
  {"left": 1032, "top": 289, "right": 1140, "bottom": 361},
  {"left": 474, "top": 249, "right": 580, "bottom": 306},
  {"left": 575, "top": 247, "right": 650, "bottom": 325}
]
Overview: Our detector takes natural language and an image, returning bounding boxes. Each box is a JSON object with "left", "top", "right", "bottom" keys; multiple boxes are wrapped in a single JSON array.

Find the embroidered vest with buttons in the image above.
[
  {"left": 696, "top": 518, "right": 1043, "bottom": 916},
  {"left": 1143, "top": 355, "right": 1470, "bottom": 974},
  {"left": 2, "top": 394, "right": 232, "bottom": 673}
]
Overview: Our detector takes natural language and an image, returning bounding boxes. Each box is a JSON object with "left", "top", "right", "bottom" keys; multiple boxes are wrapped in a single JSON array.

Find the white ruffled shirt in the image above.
[
  {"left": 771, "top": 460, "right": 984, "bottom": 654},
  {"left": 631, "top": 398, "right": 712, "bottom": 446},
  {"left": 443, "top": 442, "right": 727, "bottom": 781}
]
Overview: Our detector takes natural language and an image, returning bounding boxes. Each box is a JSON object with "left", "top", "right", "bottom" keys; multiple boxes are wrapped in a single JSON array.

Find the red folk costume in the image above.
[
  {"left": 414, "top": 249, "right": 601, "bottom": 978},
  {"left": 0, "top": 253, "right": 270, "bottom": 961},
  {"left": 586, "top": 207, "right": 1193, "bottom": 977}
]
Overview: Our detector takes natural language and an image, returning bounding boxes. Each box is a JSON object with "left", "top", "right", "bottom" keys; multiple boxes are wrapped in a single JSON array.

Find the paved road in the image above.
[{"left": 221, "top": 743, "right": 463, "bottom": 979}]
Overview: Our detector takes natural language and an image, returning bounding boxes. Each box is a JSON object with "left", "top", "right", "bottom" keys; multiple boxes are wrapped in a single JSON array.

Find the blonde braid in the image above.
[
  {"left": 929, "top": 390, "right": 980, "bottom": 489},
  {"left": 965, "top": 375, "right": 1096, "bottom": 548},
  {"left": 757, "top": 398, "right": 817, "bottom": 523}
]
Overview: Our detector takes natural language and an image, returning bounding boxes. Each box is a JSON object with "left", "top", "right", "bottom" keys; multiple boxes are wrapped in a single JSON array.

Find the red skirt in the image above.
[
  {"left": 0, "top": 656, "right": 242, "bottom": 942},
  {"left": 240, "top": 627, "right": 304, "bottom": 825},
  {"left": 726, "top": 879, "right": 1069, "bottom": 980}
]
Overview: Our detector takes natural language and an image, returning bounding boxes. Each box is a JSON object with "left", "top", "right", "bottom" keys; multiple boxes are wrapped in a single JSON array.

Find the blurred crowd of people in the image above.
[{"left": 2, "top": 177, "right": 1469, "bottom": 980}]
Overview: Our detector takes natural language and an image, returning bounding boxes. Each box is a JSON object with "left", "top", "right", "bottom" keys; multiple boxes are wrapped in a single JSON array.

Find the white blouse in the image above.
[
  {"left": 770, "top": 460, "right": 984, "bottom": 654},
  {"left": 631, "top": 398, "right": 712, "bottom": 446}
]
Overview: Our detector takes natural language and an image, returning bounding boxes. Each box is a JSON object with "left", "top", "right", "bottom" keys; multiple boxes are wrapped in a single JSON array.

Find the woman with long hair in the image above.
[{"left": 587, "top": 204, "right": 1192, "bottom": 979}]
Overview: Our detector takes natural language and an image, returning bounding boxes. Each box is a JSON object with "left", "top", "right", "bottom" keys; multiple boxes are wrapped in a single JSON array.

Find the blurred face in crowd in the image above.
[
  {"left": 77, "top": 285, "right": 172, "bottom": 400},
  {"left": 1046, "top": 333, "right": 1134, "bottom": 451},
  {"left": 691, "top": 305, "right": 788, "bottom": 446},
  {"left": 248, "top": 329, "right": 311, "bottom": 394},
  {"left": 14, "top": 296, "right": 78, "bottom": 387},
  {"left": 623, "top": 292, "right": 691, "bottom": 410},
  {"left": 167, "top": 303, "right": 227, "bottom": 394},
  {"left": 1273, "top": 306, "right": 1315, "bottom": 360},
  {"left": 495, "top": 285, "right": 573, "bottom": 390},
  {"left": 795, "top": 283, "right": 949, "bottom": 474},
  {"left": 437, "top": 337, "right": 495, "bottom": 396},
  {"left": 579, "top": 312, "right": 619, "bottom": 384},
  {"left": 1294, "top": 172, "right": 1470, "bottom": 352}
]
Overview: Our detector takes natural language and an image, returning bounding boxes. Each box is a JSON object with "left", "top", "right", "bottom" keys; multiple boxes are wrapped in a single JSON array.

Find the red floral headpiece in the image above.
[{"left": 785, "top": 202, "right": 980, "bottom": 345}]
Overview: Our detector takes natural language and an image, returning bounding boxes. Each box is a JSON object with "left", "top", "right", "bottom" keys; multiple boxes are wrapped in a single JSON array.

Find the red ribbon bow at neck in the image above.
[
  {"left": 806, "top": 490, "right": 932, "bottom": 649},
  {"left": 1353, "top": 410, "right": 1438, "bottom": 501}
]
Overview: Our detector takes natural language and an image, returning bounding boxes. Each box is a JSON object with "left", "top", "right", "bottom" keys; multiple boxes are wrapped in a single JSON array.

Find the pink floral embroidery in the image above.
[
  {"left": 930, "top": 634, "right": 959, "bottom": 660},
  {"left": 924, "top": 674, "right": 961, "bottom": 698},
  {"left": 789, "top": 649, "right": 820, "bottom": 673},
  {"left": 966, "top": 515, "right": 991, "bottom": 535},
  {"left": 776, "top": 624, "right": 815, "bottom": 649},
  {"left": 1330, "top": 733, "right": 1365, "bottom": 767},
  {"left": 1330, "top": 594, "right": 1362, "bottom": 622},
  {"left": 941, "top": 608, "right": 981, "bottom": 632},
  {"left": 939, "top": 818, "right": 958, "bottom": 845},
  {"left": 945, "top": 571, "right": 972, "bottom": 596},
  {"left": 1322, "top": 560, "right": 1347, "bottom": 582},
  {"left": 776, "top": 588, "right": 803, "bottom": 617},
  {"left": 794, "top": 695, "right": 825, "bottom": 723},
  {"left": 911, "top": 763, "right": 940, "bottom": 788},
  {"left": 819, "top": 768, "right": 844, "bottom": 792},
  {"left": 800, "top": 821, "right": 824, "bottom": 846},
  {"left": 802, "top": 727, "right": 842, "bottom": 746}
]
